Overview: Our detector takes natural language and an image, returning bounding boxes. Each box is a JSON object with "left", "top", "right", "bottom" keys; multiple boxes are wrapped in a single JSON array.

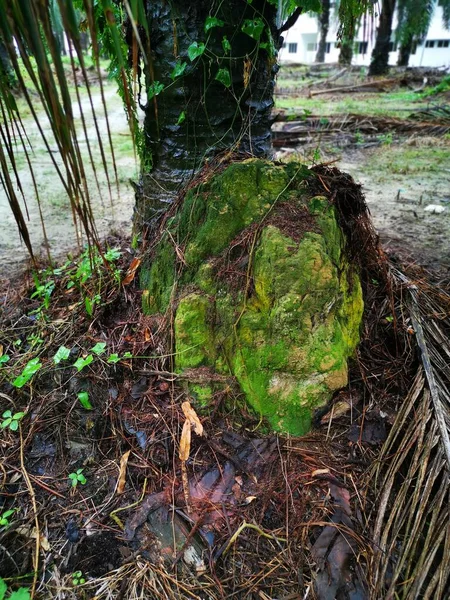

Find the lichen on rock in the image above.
[{"left": 142, "top": 158, "right": 364, "bottom": 436}]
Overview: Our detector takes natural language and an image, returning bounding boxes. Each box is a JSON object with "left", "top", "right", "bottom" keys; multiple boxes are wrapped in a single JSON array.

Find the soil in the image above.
[{"left": 339, "top": 142, "right": 450, "bottom": 273}]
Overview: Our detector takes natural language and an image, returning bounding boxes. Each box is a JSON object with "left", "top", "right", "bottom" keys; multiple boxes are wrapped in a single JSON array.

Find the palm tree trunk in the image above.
[
  {"left": 369, "top": 0, "right": 396, "bottom": 76},
  {"left": 338, "top": 14, "right": 356, "bottom": 66},
  {"left": 315, "top": 0, "right": 331, "bottom": 63},
  {"left": 136, "top": 0, "right": 280, "bottom": 227},
  {"left": 0, "top": 38, "right": 15, "bottom": 85},
  {"left": 397, "top": 35, "right": 412, "bottom": 66}
]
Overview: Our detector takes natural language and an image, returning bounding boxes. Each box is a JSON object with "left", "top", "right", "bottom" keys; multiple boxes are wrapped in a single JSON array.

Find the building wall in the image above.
[{"left": 279, "top": 6, "right": 450, "bottom": 68}]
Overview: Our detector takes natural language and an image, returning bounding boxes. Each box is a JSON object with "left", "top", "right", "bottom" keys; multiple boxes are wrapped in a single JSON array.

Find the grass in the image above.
[
  {"left": 365, "top": 142, "right": 450, "bottom": 176},
  {"left": 275, "top": 90, "right": 427, "bottom": 117}
]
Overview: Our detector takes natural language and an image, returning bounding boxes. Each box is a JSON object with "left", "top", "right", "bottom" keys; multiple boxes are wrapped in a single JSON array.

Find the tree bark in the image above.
[
  {"left": 338, "top": 14, "right": 356, "bottom": 66},
  {"left": 369, "top": 0, "right": 396, "bottom": 76},
  {"left": 0, "top": 38, "right": 15, "bottom": 86},
  {"left": 315, "top": 0, "right": 331, "bottom": 63},
  {"left": 135, "top": 0, "right": 280, "bottom": 227},
  {"left": 397, "top": 35, "right": 412, "bottom": 66}
]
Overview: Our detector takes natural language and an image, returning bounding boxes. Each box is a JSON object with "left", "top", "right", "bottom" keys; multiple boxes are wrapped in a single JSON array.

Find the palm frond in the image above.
[
  {"left": 370, "top": 269, "right": 450, "bottom": 598},
  {"left": 0, "top": 0, "right": 141, "bottom": 262}
]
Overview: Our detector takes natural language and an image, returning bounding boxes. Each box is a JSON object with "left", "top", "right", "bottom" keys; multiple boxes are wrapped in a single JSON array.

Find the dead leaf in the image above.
[
  {"left": 122, "top": 257, "right": 141, "bottom": 286},
  {"left": 16, "top": 527, "right": 50, "bottom": 552},
  {"left": 320, "top": 400, "right": 351, "bottom": 424},
  {"left": 0, "top": 344, "right": 3, "bottom": 356},
  {"left": 117, "top": 450, "right": 131, "bottom": 494},
  {"left": 312, "top": 469, "right": 330, "bottom": 477},
  {"left": 179, "top": 419, "right": 191, "bottom": 462},
  {"left": 144, "top": 327, "right": 152, "bottom": 342},
  {"left": 182, "top": 401, "right": 203, "bottom": 436}
]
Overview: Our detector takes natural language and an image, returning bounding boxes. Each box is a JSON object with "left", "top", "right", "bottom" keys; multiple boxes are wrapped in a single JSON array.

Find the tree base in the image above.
[{"left": 141, "top": 159, "right": 364, "bottom": 435}]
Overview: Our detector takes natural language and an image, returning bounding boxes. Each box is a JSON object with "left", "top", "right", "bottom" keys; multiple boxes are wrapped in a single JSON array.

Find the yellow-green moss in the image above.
[{"left": 143, "top": 159, "right": 364, "bottom": 436}]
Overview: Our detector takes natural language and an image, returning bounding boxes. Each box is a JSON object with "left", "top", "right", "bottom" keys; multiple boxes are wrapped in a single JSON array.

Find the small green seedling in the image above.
[
  {"left": 72, "top": 571, "right": 86, "bottom": 586},
  {"left": 53, "top": 345, "right": 71, "bottom": 364},
  {"left": 77, "top": 391, "right": 93, "bottom": 410},
  {"left": 1, "top": 410, "right": 25, "bottom": 432},
  {"left": 0, "top": 509, "right": 17, "bottom": 527},
  {"left": 69, "top": 469, "right": 87, "bottom": 488},
  {"left": 12, "top": 357, "right": 42, "bottom": 388},
  {"left": 0, "top": 577, "right": 30, "bottom": 599}
]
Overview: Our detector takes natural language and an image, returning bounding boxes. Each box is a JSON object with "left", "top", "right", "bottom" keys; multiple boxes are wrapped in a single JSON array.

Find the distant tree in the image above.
[
  {"left": 396, "top": 0, "right": 450, "bottom": 67},
  {"left": 50, "top": 0, "right": 66, "bottom": 56},
  {"left": 369, "top": 0, "right": 396, "bottom": 75},
  {"left": 338, "top": 13, "right": 357, "bottom": 65},
  {"left": 0, "top": 38, "right": 15, "bottom": 86},
  {"left": 315, "top": 0, "right": 331, "bottom": 62}
]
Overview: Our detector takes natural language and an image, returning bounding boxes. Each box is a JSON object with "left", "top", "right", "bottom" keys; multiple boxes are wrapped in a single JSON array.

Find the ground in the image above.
[
  {"left": 2, "top": 67, "right": 448, "bottom": 281},
  {"left": 0, "top": 64, "right": 449, "bottom": 599}
]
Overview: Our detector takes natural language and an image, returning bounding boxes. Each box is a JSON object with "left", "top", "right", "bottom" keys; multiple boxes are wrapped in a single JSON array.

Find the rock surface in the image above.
[{"left": 142, "top": 159, "right": 363, "bottom": 435}]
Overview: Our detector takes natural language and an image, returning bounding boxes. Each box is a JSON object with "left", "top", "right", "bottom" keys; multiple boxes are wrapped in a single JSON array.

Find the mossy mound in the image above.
[{"left": 141, "top": 159, "right": 363, "bottom": 435}]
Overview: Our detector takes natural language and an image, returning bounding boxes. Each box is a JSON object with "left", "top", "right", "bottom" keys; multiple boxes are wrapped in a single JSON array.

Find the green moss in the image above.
[
  {"left": 143, "top": 159, "right": 364, "bottom": 436},
  {"left": 174, "top": 294, "right": 216, "bottom": 370},
  {"left": 141, "top": 237, "right": 176, "bottom": 314}
]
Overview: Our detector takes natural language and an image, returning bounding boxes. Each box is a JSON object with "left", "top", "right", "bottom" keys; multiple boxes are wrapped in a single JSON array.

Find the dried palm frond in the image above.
[
  {"left": 370, "top": 268, "right": 450, "bottom": 599},
  {"left": 0, "top": 0, "right": 143, "bottom": 262}
]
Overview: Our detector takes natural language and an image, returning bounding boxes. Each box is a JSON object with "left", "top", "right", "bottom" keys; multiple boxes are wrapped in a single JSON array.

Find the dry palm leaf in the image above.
[{"left": 370, "top": 268, "right": 450, "bottom": 599}]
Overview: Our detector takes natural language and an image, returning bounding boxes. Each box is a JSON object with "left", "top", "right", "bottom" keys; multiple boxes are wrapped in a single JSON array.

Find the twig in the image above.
[
  {"left": 19, "top": 427, "right": 39, "bottom": 598},
  {"left": 222, "top": 521, "right": 287, "bottom": 556}
]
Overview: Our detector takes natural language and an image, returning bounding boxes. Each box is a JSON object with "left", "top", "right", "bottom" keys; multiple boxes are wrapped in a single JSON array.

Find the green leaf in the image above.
[
  {"left": 122, "top": 351, "right": 133, "bottom": 359},
  {"left": 0, "top": 578, "right": 7, "bottom": 600},
  {"left": 205, "top": 16, "right": 224, "bottom": 32},
  {"left": 187, "top": 41, "right": 205, "bottom": 61},
  {"left": 9, "top": 420, "right": 19, "bottom": 431},
  {"left": 1, "top": 510, "right": 15, "bottom": 519},
  {"left": 107, "top": 354, "right": 121, "bottom": 364},
  {"left": 13, "top": 412, "right": 25, "bottom": 420},
  {"left": 222, "top": 36, "right": 231, "bottom": 53},
  {"left": 2, "top": 411, "right": 12, "bottom": 419},
  {"left": 177, "top": 111, "right": 186, "bottom": 125},
  {"left": 9, "top": 588, "right": 31, "bottom": 600},
  {"left": 13, "top": 358, "right": 42, "bottom": 388},
  {"left": 1, "top": 419, "right": 11, "bottom": 429},
  {"left": 77, "top": 391, "right": 93, "bottom": 410},
  {"left": 170, "top": 61, "right": 187, "bottom": 80},
  {"left": 73, "top": 355, "right": 93, "bottom": 372},
  {"left": 91, "top": 342, "right": 106, "bottom": 356},
  {"left": 104, "top": 248, "right": 121, "bottom": 262},
  {"left": 241, "top": 18, "right": 265, "bottom": 41},
  {"left": 215, "top": 68, "right": 231, "bottom": 87},
  {"left": 0, "top": 355, "right": 10, "bottom": 366},
  {"left": 147, "top": 81, "right": 164, "bottom": 100},
  {"left": 85, "top": 296, "right": 93, "bottom": 317},
  {"left": 54, "top": 346, "right": 71, "bottom": 364}
]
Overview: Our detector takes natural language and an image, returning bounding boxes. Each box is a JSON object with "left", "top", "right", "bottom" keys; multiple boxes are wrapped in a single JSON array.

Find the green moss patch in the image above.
[{"left": 142, "top": 159, "right": 363, "bottom": 435}]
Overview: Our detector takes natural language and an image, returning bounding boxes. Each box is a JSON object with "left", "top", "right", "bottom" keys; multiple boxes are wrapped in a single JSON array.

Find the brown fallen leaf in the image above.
[
  {"left": 117, "top": 450, "right": 131, "bottom": 494},
  {"left": 179, "top": 419, "right": 191, "bottom": 462},
  {"left": 181, "top": 401, "right": 203, "bottom": 436},
  {"left": 311, "top": 469, "right": 330, "bottom": 477},
  {"left": 320, "top": 400, "right": 351, "bottom": 424},
  {"left": 122, "top": 257, "right": 141, "bottom": 286}
]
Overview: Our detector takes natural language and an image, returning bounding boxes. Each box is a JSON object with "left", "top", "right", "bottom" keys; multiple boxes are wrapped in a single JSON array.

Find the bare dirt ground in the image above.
[
  {"left": 0, "top": 82, "right": 137, "bottom": 279},
  {"left": 340, "top": 138, "right": 450, "bottom": 273}
]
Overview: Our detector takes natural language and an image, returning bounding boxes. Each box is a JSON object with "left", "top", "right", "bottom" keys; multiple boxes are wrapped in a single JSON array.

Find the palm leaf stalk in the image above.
[{"left": 370, "top": 268, "right": 450, "bottom": 598}]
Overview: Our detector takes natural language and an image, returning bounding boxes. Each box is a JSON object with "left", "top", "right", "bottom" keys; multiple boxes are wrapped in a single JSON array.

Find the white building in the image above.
[{"left": 279, "top": 3, "right": 450, "bottom": 68}]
